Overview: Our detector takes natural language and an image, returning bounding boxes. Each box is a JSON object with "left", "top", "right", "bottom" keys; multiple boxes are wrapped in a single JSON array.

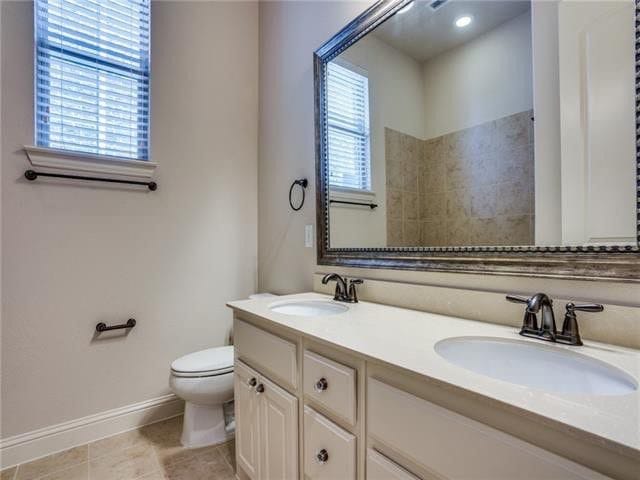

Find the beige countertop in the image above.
[{"left": 227, "top": 292, "right": 640, "bottom": 458}]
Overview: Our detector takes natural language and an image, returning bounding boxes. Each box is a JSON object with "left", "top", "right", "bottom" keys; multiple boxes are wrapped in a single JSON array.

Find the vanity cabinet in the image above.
[
  {"left": 235, "top": 359, "right": 298, "bottom": 480},
  {"left": 232, "top": 315, "right": 617, "bottom": 480}
]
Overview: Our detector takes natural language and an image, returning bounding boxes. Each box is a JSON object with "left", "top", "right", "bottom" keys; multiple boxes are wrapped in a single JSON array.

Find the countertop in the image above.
[{"left": 227, "top": 292, "right": 640, "bottom": 458}]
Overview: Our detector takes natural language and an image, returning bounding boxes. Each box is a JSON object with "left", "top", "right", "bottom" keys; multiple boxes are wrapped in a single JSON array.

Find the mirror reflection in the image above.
[{"left": 326, "top": 0, "right": 637, "bottom": 249}]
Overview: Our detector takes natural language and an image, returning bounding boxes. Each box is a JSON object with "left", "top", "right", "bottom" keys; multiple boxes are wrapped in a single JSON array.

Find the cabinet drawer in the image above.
[
  {"left": 304, "top": 406, "right": 356, "bottom": 480},
  {"left": 303, "top": 350, "right": 356, "bottom": 425},
  {"left": 234, "top": 319, "right": 297, "bottom": 390},
  {"left": 366, "top": 449, "right": 420, "bottom": 480},
  {"left": 368, "top": 378, "right": 609, "bottom": 480}
]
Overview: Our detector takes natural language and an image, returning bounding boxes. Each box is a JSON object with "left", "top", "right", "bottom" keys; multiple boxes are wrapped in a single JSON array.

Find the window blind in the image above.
[
  {"left": 35, "top": 0, "right": 151, "bottom": 160},
  {"left": 326, "top": 61, "right": 371, "bottom": 191}
]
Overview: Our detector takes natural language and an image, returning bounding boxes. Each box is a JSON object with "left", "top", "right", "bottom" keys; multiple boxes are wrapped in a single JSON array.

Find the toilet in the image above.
[
  {"left": 169, "top": 293, "right": 277, "bottom": 448},
  {"left": 169, "top": 345, "right": 234, "bottom": 448}
]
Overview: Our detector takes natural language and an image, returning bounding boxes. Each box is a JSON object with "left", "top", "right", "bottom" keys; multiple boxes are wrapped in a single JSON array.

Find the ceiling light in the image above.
[
  {"left": 455, "top": 15, "right": 472, "bottom": 28},
  {"left": 398, "top": 1, "right": 414, "bottom": 14}
]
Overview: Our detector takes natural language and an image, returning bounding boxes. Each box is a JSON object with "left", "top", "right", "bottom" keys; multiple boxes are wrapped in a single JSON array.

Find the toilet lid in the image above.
[{"left": 171, "top": 346, "right": 234, "bottom": 375}]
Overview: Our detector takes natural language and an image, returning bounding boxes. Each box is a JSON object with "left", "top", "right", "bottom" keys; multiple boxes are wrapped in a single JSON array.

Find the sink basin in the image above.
[
  {"left": 269, "top": 300, "right": 349, "bottom": 317},
  {"left": 435, "top": 336, "right": 637, "bottom": 396}
]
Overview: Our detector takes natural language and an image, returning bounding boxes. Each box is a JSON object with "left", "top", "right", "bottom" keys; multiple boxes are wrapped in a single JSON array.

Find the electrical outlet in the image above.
[{"left": 305, "top": 224, "right": 314, "bottom": 248}]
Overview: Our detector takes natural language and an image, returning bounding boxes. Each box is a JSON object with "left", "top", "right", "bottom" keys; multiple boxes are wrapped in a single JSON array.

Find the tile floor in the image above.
[{"left": 0, "top": 416, "right": 236, "bottom": 480}]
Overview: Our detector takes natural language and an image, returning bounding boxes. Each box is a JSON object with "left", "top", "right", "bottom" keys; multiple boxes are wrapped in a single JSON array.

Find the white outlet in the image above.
[{"left": 305, "top": 225, "right": 314, "bottom": 248}]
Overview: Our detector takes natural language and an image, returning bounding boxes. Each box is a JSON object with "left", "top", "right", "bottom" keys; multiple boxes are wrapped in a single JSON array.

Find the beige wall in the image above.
[
  {"left": 257, "top": 0, "right": 370, "bottom": 293},
  {"left": 1, "top": 0, "right": 258, "bottom": 439},
  {"left": 422, "top": 10, "right": 533, "bottom": 140},
  {"left": 257, "top": 1, "right": 640, "bottom": 306}
]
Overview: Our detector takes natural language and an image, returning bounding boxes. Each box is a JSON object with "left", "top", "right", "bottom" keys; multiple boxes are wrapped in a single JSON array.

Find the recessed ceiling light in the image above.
[
  {"left": 398, "top": 1, "right": 414, "bottom": 14},
  {"left": 455, "top": 15, "right": 472, "bottom": 28}
]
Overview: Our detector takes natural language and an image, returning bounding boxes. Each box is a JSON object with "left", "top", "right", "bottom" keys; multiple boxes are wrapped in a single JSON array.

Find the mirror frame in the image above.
[{"left": 314, "top": 0, "right": 640, "bottom": 282}]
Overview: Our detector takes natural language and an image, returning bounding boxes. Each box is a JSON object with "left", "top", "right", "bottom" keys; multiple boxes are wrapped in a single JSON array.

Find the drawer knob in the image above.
[
  {"left": 255, "top": 383, "right": 265, "bottom": 394},
  {"left": 316, "top": 449, "right": 329, "bottom": 464},
  {"left": 248, "top": 377, "right": 257, "bottom": 388},
  {"left": 314, "top": 377, "right": 328, "bottom": 392}
]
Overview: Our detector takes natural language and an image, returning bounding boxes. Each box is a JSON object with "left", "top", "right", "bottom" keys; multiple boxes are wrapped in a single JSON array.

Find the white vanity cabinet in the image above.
[{"left": 232, "top": 314, "right": 621, "bottom": 480}]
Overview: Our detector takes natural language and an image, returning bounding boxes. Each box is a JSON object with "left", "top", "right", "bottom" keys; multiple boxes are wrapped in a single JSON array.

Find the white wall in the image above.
[
  {"left": 422, "top": 10, "right": 533, "bottom": 139},
  {"left": 532, "top": 0, "right": 562, "bottom": 245},
  {"left": 1, "top": 0, "right": 258, "bottom": 440},
  {"left": 257, "top": 1, "right": 639, "bottom": 306},
  {"left": 330, "top": 34, "right": 426, "bottom": 248}
]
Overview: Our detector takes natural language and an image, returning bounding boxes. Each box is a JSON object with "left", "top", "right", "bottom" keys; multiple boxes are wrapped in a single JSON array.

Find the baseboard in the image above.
[{"left": 0, "top": 393, "right": 184, "bottom": 469}]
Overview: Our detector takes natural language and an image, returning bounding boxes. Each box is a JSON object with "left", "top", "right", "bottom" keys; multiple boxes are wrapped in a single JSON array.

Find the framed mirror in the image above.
[{"left": 314, "top": 0, "right": 640, "bottom": 281}]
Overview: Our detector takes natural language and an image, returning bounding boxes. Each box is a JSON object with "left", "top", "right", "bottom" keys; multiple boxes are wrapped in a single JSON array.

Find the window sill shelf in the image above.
[{"left": 24, "top": 146, "right": 158, "bottom": 180}]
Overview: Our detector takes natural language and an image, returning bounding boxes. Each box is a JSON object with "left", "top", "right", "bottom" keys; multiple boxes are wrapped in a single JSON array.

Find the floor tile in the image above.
[
  {"left": 15, "top": 446, "right": 87, "bottom": 480},
  {"left": 0, "top": 467, "right": 16, "bottom": 480},
  {"left": 89, "top": 443, "right": 157, "bottom": 480},
  {"left": 216, "top": 441, "right": 235, "bottom": 470},
  {"left": 139, "top": 417, "right": 183, "bottom": 449},
  {"left": 89, "top": 428, "right": 150, "bottom": 460},
  {"left": 154, "top": 443, "right": 220, "bottom": 472},
  {"left": 38, "top": 463, "right": 88, "bottom": 480},
  {"left": 138, "top": 472, "right": 167, "bottom": 480},
  {"left": 163, "top": 454, "right": 233, "bottom": 480}
]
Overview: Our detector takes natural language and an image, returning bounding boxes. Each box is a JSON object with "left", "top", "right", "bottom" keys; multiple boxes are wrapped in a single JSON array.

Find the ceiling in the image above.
[{"left": 372, "top": 0, "right": 531, "bottom": 63}]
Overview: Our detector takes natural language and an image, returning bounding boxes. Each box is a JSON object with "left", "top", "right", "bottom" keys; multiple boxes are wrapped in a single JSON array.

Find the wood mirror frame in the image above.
[{"left": 314, "top": 0, "right": 640, "bottom": 282}]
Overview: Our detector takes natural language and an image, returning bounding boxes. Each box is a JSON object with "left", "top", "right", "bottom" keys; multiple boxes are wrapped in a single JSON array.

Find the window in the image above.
[
  {"left": 35, "top": 0, "right": 151, "bottom": 160},
  {"left": 326, "top": 61, "right": 371, "bottom": 191}
]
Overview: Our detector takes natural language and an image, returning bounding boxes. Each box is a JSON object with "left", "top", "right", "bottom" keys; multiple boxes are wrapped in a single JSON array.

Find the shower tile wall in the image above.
[{"left": 386, "top": 110, "right": 535, "bottom": 247}]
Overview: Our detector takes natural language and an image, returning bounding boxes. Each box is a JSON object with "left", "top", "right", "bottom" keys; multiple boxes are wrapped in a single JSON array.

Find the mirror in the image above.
[{"left": 320, "top": 0, "right": 638, "bottom": 251}]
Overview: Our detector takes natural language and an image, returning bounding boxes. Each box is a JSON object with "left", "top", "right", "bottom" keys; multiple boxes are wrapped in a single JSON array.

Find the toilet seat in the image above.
[{"left": 171, "top": 346, "right": 234, "bottom": 378}]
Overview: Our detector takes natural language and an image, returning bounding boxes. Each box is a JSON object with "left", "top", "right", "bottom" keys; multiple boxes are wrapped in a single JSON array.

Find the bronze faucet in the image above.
[
  {"left": 506, "top": 293, "right": 603, "bottom": 346},
  {"left": 322, "top": 273, "right": 362, "bottom": 303}
]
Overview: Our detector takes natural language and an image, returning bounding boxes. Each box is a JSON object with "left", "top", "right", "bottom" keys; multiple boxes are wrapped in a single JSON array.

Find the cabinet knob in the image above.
[
  {"left": 248, "top": 377, "right": 257, "bottom": 388},
  {"left": 316, "top": 449, "right": 329, "bottom": 464},
  {"left": 314, "top": 377, "right": 328, "bottom": 392},
  {"left": 255, "top": 383, "right": 265, "bottom": 394}
]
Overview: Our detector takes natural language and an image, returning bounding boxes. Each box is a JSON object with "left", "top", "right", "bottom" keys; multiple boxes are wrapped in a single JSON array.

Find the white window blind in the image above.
[
  {"left": 35, "top": 0, "right": 151, "bottom": 160},
  {"left": 326, "top": 61, "right": 371, "bottom": 191}
]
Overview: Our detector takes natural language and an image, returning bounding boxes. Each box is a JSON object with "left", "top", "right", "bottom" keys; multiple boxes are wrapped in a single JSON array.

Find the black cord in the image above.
[{"left": 289, "top": 178, "right": 308, "bottom": 211}]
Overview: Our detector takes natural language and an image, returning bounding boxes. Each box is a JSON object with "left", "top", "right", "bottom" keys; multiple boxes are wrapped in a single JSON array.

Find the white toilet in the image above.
[{"left": 169, "top": 345, "right": 234, "bottom": 448}]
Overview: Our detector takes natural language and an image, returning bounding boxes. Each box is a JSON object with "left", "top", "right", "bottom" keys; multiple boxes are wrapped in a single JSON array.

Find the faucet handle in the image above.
[
  {"left": 506, "top": 294, "right": 538, "bottom": 332},
  {"left": 347, "top": 279, "right": 363, "bottom": 303},
  {"left": 570, "top": 303, "right": 604, "bottom": 313},
  {"left": 559, "top": 302, "right": 603, "bottom": 346},
  {"left": 506, "top": 294, "right": 529, "bottom": 304}
]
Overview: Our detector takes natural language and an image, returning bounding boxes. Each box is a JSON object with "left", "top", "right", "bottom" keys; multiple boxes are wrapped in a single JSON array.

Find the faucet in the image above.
[
  {"left": 506, "top": 293, "right": 603, "bottom": 346},
  {"left": 322, "top": 273, "right": 362, "bottom": 303}
]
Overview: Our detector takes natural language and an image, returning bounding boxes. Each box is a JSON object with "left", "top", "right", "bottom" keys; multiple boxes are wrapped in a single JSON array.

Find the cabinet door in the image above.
[
  {"left": 304, "top": 406, "right": 356, "bottom": 480},
  {"left": 235, "top": 360, "right": 261, "bottom": 480},
  {"left": 259, "top": 375, "right": 299, "bottom": 480}
]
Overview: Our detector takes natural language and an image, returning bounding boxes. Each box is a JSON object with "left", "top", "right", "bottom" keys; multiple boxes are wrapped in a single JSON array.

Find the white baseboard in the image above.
[{"left": 0, "top": 394, "right": 184, "bottom": 469}]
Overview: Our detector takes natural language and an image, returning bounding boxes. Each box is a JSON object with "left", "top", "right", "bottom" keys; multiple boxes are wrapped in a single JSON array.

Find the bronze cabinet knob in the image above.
[
  {"left": 314, "top": 377, "right": 328, "bottom": 392},
  {"left": 316, "top": 449, "right": 329, "bottom": 464}
]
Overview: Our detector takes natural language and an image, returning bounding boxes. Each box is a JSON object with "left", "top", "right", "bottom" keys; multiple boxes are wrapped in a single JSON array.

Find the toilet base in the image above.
[{"left": 181, "top": 401, "right": 233, "bottom": 448}]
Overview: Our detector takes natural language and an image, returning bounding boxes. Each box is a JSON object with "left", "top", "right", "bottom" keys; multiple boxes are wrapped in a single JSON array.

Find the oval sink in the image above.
[
  {"left": 269, "top": 300, "right": 349, "bottom": 317},
  {"left": 435, "top": 336, "right": 637, "bottom": 396}
]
